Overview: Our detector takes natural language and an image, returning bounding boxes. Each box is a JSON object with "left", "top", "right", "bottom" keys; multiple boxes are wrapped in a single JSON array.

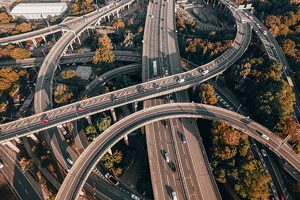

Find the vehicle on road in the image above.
[
  {"left": 176, "top": 77, "right": 185, "bottom": 83},
  {"left": 201, "top": 70, "right": 209, "bottom": 75},
  {"left": 263, "top": 30, "right": 268, "bottom": 35},
  {"left": 0, "top": 160, "right": 3, "bottom": 169},
  {"left": 153, "top": 60, "right": 158, "bottom": 76},
  {"left": 165, "top": 152, "right": 170, "bottom": 163},
  {"left": 165, "top": 69, "right": 168, "bottom": 76},
  {"left": 76, "top": 104, "right": 83, "bottom": 113},
  {"left": 261, "top": 149, "right": 267, "bottom": 156},
  {"left": 137, "top": 85, "right": 145, "bottom": 93},
  {"left": 40, "top": 114, "right": 49, "bottom": 123},
  {"left": 110, "top": 94, "right": 118, "bottom": 102},
  {"left": 178, "top": 131, "right": 186, "bottom": 143},
  {"left": 262, "top": 134, "right": 269, "bottom": 140},
  {"left": 153, "top": 82, "right": 161, "bottom": 90},
  {"left": 171, "top": 191, "right": 178, "bottom": 200},
  {"left": 105, "top": 173, "right": 120, "bottom": 185},
  {"left": 131, "top": 194, "right": 140, "bottom": 200},
  {"left": 67, "top": 158, "right": 73, "bottom": 165}
]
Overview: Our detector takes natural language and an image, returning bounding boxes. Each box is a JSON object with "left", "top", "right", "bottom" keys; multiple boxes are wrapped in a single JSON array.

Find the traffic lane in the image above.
[
  {"left": 57, "top": 103, "right": 300, "bottom": 199},
  {"left": 0, "top": 147, "right": 43, "bottom": 200}
]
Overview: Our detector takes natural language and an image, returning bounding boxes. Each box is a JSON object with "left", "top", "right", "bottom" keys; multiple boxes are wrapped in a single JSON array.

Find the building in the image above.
[
  {"left": 10, "top": 3, "right": 67, "bottom": 20},
  {"left": 76, "top": 66, "right": 92, "bottom": 80}
]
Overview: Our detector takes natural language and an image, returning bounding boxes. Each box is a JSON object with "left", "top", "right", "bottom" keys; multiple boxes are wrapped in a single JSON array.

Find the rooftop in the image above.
[{"left": 11, "top": 3, "right": 67, "bottom": 15}]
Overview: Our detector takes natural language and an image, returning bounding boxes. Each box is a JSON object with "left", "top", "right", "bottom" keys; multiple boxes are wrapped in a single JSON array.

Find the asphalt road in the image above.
[{"left": 55, "top": 102, "right": 300, "bottom": 199}]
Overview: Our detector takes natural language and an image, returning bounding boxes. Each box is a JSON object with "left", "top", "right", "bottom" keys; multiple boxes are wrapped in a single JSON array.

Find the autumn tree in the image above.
[
  {"left": 54, "top": 84, "right": 73, "bottom": 104},
  {"left": 9, "top": 48, "right": 32, "bottom": 60},
  {"left": 281, "top": 39, "right": 297, "bottom": 57},
  {"left": 112, "top": 19, "right": 125, "bottom": 30},
  {"left": 92, "top": 34, "right": 115, "bottom": 66},
  {"left": 127, "top": 17, "right": 134, "bottom": 26},
  {"left": 61, "top": 69, "right": 76, "bottom": 80},
  {"left": 276, "top": 116, "right": 300, "bottom": 143},
  {"left": 15, "top": 22, "right": 35, "bottom": 33},
  {"left": 199, "top": 83, "right": 218, "bottom": 105},
  {"left": 0, "top": 67, "right": 19, "bottom": 91}
]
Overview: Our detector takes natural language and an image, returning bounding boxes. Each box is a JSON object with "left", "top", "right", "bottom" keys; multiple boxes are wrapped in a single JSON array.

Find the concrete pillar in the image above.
[
  {"left": 133, "top": 101, "right": 138, "bottom": 112},
  {"left": 14, "top": 138, "right": 21, "bottom": 144},
  {"left": 69, "top": 43, "right": 74, "bottom": 51},
  {"left": 124, "top": 135, "right": 129, "bottom": 146},
  {"left": 85, "top": 116, "right": 92, "bottom": 124},
  {"left": 27, "top": 134, "right": 39, "bottom": 143},
  {"left": 31, "top": 38, "right": 37, "bottom": 47},
  {"left": 4, "top": 141, "right": 20, "bottom": 153},
  {"left": 117, "top": 10, "right": 119, "bottom": 18},
  {"left": 110, "top": 108, "right": 117, "bottom": 122},
  {"left": 77, "top": 36, "right": 81, "bottom": 45},
  {"left": 107, "top": 148, "right": 112, "bottom": 155},
  {"left": 42, "top": 36, "right": 47, "bottom": 43},
  {"left": 87, "top": 28, "right": 90, "bottom": 36}
]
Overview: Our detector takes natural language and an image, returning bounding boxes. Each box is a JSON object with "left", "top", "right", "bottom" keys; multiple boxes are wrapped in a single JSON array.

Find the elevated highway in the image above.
[
  {"left": 0, "top": 51, "right": 141, "bottom": 69},
  {"left": 56, "top": 102, "right": 300, "bottom": 200}
]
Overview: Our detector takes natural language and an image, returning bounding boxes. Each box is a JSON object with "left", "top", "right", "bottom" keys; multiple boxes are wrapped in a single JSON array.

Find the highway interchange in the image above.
[{"left": 0, "top": 0, "right": 300, "bottom": 200}]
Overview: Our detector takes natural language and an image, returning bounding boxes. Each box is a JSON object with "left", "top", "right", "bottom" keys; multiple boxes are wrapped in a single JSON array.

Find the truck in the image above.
[{"left": 153, "top": 60, "right": 158, "bottom": 77}]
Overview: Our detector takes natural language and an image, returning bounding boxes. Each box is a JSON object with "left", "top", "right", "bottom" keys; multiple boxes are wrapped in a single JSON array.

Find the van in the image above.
[
  {"left": 262, "top": 134, "right": 269, "bottom": 140},
  {"left": 201, "top": 70, "right": 209, "bottom": 75},
  {"left": 66, "top": 158, "right": 73, "bottom": 165}
]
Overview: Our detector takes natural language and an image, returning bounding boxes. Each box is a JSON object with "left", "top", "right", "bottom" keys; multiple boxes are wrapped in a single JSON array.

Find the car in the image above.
[
  {"left": 153, "top": 82, "right": 161, "bottom": 90},
  {"left": 40, "top": 114, "right": 49, "bottom": 123},
  {"left": 150, "top": 14, "right": 154, "bottom": 18},
  {"left": 0, "top": 160, "right": 3, "bottom": 169},
  {"left": 137, "top": 85, "right": 145, "bottom": 93},
  {"left": 165, "top": 69, "right": 168, "bottom": 76},
  {"left": 171, "top": 191, "right": 178, "bottom": 200},
  {"left": 105, "top": 173, "right": 120, "bottom": 185},
  {"left": 201, "top": 70, "right": 209, "bottom": 75},
  {"left": 262, "top": 134, "right": 269, "bottom": 140},
  {"left": 176, "top": 77, "right": 185, "bottom": 83},
  {"left": 161, "top": 18, "right": 164, "bottom": 21},
  {"left": 178, "top": 131, "right": 186, "bottom": 143},
  {"left": 165, "top": 152, "right": 170, "bottom": 163},
  {"left": 111, "top": 94, "right": 118, "bottom": 102},
  {"left": 261, "top": 149, "right": 267, "bottom": 157},
  {"left": 66, "top": 158, "right": 73, "bottom": 165},
  {"left": 131, "top": 194, "right": 140, "bottom": 200},
  {"left": 76, "top": 104, "right": 83, "bottom": 113},
  {"left": 249, "top": 16, "right": 253, "bottom": 20},
  {"left": 263, "top": 30, "right": 268, "bottom": 35}
]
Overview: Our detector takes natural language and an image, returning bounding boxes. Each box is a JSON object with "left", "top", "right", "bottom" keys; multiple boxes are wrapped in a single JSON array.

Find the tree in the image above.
[
  {"left": 282, "top": 39, "right": 296, "bottom": 57},
  {"left": 61, "top": 69, "right": 76, "bottom": 80},
  {"left": 112, "top": 167, "right": 122, "bottom": 176},
  {"left": 54, "top": 84, "right": 73, "bottom": 104},
  {"left": 127, "top": 18, "right": 134, "bottom": 26},
  {"left": 101, "top": 150, "right": 123, "bottom": 170},
  {"left": 85, "top": 124, "right": 97, "bottom": 135},
  {"left": 15, "top": 22, "right": 35, "bottom": 33},
  {"left": 96, "top": 115, "right": 112, "bottom": 133},
  {"left": 9, "top": 48, "right": 32, "bottom": 60},
  {"left": 112, "top": 19, "right": 125, "bottom": 30},
  {"left": 276, "top": 116, "right": 300, "bottom": 143},
  {"left": 0, "top": 67, "right": 19, "bottom": 91},
  {"left": 71, "top": 3, "right": 79, "bottom": 14},
  {"left": 92, "top": 35, "right": 115, "bottom": 69},
  {"left": 199, "top": 83, "right": 218, "bottom": 105}
]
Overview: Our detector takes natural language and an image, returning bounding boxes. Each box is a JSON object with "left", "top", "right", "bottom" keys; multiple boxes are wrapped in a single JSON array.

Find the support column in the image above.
[
  {"left": 4, "top": 141, "right": 20, "bottom": 153},
  {"left": 31, "top": 38, "right": 37, "bottom": 47},
  {"left": 117, "top": 10, "right": 119, "bottom": 18},
  {"left": 14, "top": 138, "right": 21, "bottom": 144},
  {"left": 133, "top": 101, "right": 138, "bottom": 112},
  {"left": 27, "top": 134, "right": 39, "bottom": 143},
  {"left": 107, "top": 148, "right": 112, "bottom": 155},
  {"left": 69, "top": 43, "right": 74, "bottom": 51},
  {"left": 124, "top": 135, "right": 129, "bottom": 146},
  {"left": 110, "top": 108, "right": 117, "bottom": 122},
  {"left": 77, "top": 36, "right": 81, "bottom": 45},
  {"left": 85, "top": 116, "right": 92, "bottom": 124},
  {"left": 42, "top": 35, "right": 47, "bottom": 43}
]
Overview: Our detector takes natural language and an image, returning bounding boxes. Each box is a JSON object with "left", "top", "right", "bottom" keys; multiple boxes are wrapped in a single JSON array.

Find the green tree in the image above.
[
  {"left": 97, "top": 115, "right": 112, "bottom": 133},
  {"left": 85, "top": 124, "right": 97, "bottom": 135}
]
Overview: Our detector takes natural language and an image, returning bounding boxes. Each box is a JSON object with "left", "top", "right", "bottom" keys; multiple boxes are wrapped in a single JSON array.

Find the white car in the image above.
[
  {"left": 171, "top": 192, "right": 178, "bottom": 200},
  {"left": 66, "top": 158, "right": 73, "bottom": 165},
  {"left": 0, "top": 160, "right": 3, "bottom": 169},
  {"left": 263, "top": 30, "right": 268, "bottom": 35},
  {"left": 201, "top": 70, "right": 209, "bottom": 75},
  {"left": 165, "top": 152, "right": 170, "bottom": 163},
  {"left": 131, "top": 194, "right": 140, "bottom": 200},
  {"left": 262, "top": 134, "right": 269, "bottom": 140},
  {"left": 261, "top": 149, "right": 267, "bottom": 157},
  {"left": 177, "top": 78, "right": 185, "bottom": 83}
]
